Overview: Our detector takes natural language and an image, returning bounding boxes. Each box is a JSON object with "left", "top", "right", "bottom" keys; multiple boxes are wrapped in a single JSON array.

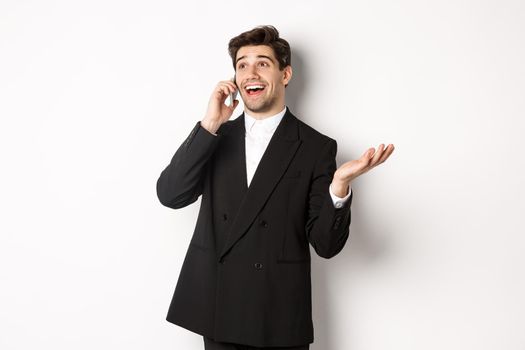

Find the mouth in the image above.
[{"left": 244, "top": 83, "right": 266, "bottom": 97}]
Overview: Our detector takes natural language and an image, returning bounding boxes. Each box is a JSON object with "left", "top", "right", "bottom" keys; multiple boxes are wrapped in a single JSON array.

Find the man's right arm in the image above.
[
  {"left": 156, "top": 121, "right": 221, "bottom": 209},
  {"left": 156, "top": 80, "right": 239, "bottom": 209}
]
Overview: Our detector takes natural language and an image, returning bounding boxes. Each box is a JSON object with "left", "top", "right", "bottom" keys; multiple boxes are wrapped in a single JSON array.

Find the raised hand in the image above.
[
  {"left": 200, "top": 80, "right": 239, "bottom": 134},
  {"left": 331, "top": 144, "right": 395, "bottom": 197}
]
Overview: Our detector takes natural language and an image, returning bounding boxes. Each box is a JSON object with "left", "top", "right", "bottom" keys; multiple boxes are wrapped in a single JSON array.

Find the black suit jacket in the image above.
[{"left": 156, "top": 108, "right": 352, "bottom": 347}]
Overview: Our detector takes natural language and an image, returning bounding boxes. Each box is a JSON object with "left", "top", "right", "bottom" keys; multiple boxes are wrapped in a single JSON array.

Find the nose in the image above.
[{"left": 245, "top": 65, "right": 260, "bottom": 80}]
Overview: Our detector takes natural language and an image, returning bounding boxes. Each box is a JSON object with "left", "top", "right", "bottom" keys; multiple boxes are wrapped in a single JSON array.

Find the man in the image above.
[{"left": 156, "top": 25, "right": 394, "bottom": 350}]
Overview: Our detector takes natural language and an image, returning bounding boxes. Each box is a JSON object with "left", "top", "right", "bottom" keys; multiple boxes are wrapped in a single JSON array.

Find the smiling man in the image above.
[
  {"left": 156, "top": 25, "right": 394, "bottom": 350},
  {"left": 234, "top": 44, "right": 290, "bottom": 117}
]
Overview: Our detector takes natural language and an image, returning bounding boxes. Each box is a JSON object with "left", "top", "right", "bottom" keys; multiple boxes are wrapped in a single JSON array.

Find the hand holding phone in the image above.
[{"left": 201, "top": 78, "right": 239, "bottom": 134}]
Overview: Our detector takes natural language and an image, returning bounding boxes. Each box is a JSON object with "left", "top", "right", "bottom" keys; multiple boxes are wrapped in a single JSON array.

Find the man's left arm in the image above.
[
  {"left": 305, "top": 139, "right": 394, "bottom": 259},
  {"left": 305, "top": 139, "right": 353, "bottom": 259}
]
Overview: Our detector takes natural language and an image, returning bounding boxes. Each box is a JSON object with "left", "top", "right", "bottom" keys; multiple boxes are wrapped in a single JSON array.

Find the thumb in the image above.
[
  {"left": 230, "top": 99, "right": 240, "bottom": 110},
  {"left": 362, "top": 147, "right": 375, "bottom": 159}
]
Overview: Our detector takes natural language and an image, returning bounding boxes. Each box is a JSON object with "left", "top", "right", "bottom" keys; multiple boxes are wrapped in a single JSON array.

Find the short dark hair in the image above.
[{"left": 228, "top": 25, "right": 291, "bottom": 71}]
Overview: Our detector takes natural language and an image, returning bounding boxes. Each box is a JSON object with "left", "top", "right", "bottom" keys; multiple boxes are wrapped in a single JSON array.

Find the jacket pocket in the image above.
[
  {"left": 276, "top": 257, "right": 310, "bottom": 264},
  {"left": 277, "top": 228, "right": 311, "bottom": 264}
]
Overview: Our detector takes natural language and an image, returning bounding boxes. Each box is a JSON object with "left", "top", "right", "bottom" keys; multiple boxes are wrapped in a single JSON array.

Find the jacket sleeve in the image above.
[
  {"left": 156, "top": 121, "right": 221, "bottom": 209},
  {"left": 305, "top": 139, "right": 353, "bottom": 259}
]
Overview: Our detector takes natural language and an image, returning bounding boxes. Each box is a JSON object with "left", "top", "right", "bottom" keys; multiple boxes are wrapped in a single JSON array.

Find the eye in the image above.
[
  {"left": 237, "top": 63, "right": 246, "bottom": 69},
  {"left": 258, "top": 61, "right": 269, "bottom": 67}
]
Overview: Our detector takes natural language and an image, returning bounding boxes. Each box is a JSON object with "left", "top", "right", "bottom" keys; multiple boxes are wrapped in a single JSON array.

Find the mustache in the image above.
[{"left": 242, "top": 80, "right": 267, "bottom": 88}]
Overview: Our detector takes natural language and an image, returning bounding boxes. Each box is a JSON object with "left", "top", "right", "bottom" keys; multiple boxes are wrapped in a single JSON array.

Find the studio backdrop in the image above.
[{"left": 1, "top": 0, "right": 524, "bottom": 349}]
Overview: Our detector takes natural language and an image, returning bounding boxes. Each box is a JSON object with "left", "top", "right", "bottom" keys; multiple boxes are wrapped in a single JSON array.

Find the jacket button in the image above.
[
  {"left": 222, "top": 213, "right": 228, "bottom": 221},
  {"left": 260, "top": 220, "right": 268, "bottom": 228},
  {"left": 254, "top": 262, "right": 263, "bottom": 269}
]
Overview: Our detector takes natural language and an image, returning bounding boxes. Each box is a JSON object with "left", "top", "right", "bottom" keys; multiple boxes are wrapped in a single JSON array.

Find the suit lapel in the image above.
[
  {"left": 223, "top": 115, "right": 248, "bottom": 194},
  {"left": 219, "top": 109, "right": 302, "bottom": 260}
]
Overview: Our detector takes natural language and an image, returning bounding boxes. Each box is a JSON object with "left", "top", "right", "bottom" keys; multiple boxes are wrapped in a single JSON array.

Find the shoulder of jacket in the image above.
[{"left": 295, "top": 117, "right": 335, "bottom": 145}]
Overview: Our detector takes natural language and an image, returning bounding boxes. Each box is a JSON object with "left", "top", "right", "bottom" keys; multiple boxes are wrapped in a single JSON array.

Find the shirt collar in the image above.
[{"left": 245, "top": 106, "right": 287, "bottom": 134}]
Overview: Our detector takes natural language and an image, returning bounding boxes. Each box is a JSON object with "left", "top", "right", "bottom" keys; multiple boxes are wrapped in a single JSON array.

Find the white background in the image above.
[{"left": 1, "top": 0, "right": 524, "bottom": 349}]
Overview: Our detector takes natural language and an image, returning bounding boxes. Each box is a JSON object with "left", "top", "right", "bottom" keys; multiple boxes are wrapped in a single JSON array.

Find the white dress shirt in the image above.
[
  {"left": 201, "top": 107, "right": 352, "bottom": 208},
  {"left": 244, "top": 106, "right": 352, "bottom": 208}
]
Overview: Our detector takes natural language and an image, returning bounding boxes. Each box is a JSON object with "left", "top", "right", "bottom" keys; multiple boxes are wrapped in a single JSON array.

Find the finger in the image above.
[
  {"left": 369, "top": 144, "right": 385, "bottom": 167},
  {"left": 221, "top": 80, "right": 237, "bottom": 93},
  {"left": 377, "top": 144, "right": 395, "bottom": 164},
  {"left": 358, "top": 148, "right": 374, "bottom": 169},
  {"left": 229, "top": 80, "right": 238, "bottom": 91},
  {"left": 215, "top": 84, "right": 233, "bottom": 101},
  {"left": 218, "top": 83, "right": 234, "bottom": 95},
  {"left": 361, "top": 147, "right": 375, "bottom": 160}
]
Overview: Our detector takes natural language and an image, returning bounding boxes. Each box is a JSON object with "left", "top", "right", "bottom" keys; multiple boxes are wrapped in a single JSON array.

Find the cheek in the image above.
[{"left": 274, "top": 73, "right": 286, "bottom": 85}]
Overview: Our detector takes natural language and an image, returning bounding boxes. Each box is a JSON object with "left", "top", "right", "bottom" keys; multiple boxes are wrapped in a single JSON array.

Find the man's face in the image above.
[{"left": 234, "top": 45, "right": 292, "bottom": 117}]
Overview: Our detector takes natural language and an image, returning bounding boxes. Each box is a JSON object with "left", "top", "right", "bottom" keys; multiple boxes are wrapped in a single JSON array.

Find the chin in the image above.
[{"left": 244, "top": 99, "right": 278, "bottom": 114}]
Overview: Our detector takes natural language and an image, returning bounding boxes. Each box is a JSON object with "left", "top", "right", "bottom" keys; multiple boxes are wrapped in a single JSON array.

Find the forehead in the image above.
[{"left": 236, "top": 45, "right": 276, "bottom": 61}]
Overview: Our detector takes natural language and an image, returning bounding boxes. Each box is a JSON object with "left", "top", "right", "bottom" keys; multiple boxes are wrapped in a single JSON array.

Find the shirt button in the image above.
[
  {"left": 254, "top": 263, "right": 263, "bottom": 269},
  {"left": 260, "top": 220, "right": 268, "bottom": 228},
  {"left": 335, "top": 202, "right": 343, "bottom": 208}
]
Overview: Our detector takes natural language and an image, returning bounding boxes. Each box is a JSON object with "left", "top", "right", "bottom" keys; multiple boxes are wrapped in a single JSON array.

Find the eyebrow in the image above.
[{"left": 235, "top": 55, "right": 275, "bottom": 65}]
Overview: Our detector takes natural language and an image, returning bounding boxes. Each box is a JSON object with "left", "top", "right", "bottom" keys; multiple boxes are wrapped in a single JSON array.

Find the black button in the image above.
[
  {"left": 222, "top": 213, "right": 228, "bottom": 221},
  {"left": 254, "top": 263, "right": 263, "bottom": 269},
  {"left": 260, "top": 220, "right": 268, "bottom": 228}
]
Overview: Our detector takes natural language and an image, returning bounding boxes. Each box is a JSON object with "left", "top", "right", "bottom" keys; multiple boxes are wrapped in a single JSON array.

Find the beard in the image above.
[{"left": 242, "top": 91, "right": 279, "bottom": 114}]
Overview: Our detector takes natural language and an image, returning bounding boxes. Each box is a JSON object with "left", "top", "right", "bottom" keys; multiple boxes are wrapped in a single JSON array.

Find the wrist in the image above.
[
  {"left": 331, "top": 178, "right": 350, "bottom": 198},
  {"left": 200, "top": 119, "right": 220, "bottom": 134}
]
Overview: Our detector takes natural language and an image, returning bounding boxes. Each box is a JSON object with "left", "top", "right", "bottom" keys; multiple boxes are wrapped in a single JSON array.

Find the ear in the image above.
[{"left": 282, "top": 65, "right": 292, "bottom": 86}]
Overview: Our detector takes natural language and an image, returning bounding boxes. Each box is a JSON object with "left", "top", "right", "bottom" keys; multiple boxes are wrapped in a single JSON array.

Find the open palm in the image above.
[{"left": 334, "top": 144, "right": 395, "bottom": 184}]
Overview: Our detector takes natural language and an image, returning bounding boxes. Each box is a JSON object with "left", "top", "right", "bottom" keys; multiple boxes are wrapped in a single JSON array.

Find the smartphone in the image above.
[{"left": 228, "top": 75, "right": 238, "bottom": 107}]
